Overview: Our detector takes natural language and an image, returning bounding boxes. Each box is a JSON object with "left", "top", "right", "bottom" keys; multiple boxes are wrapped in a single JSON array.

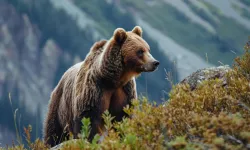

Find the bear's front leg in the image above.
[
  {"left": 73, "top": 117, "right": 82, "bottom": 139},
  {"left": 89, "top": 116, "right": 105, "bottom": 141},
  {"left": 72, "top": 110, "right": 92, "bottom": 139},
  {"left": 73, "top": 110, "right": 105, "bottom": 141}
]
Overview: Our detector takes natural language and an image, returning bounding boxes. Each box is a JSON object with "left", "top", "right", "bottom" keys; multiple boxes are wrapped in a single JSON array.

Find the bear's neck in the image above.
[
  {"left": 119, "top": 70, "right": 139, "bottom": 87},
  {"left": 97, "top": 70, "right": 136, "bottom": 89},
  {"left": 97, "top": 43, "right": 135, "bottom": 88}
]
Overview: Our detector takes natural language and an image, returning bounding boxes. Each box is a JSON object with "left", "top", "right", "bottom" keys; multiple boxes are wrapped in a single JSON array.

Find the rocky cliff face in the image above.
[{"left": 0, "top": 2, "right": 62, "bottom": 144}]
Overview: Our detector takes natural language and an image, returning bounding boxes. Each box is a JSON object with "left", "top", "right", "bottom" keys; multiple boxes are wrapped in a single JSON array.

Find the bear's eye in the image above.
[{"left": 137, "top": 49, "right": 144, "bottom": 57}]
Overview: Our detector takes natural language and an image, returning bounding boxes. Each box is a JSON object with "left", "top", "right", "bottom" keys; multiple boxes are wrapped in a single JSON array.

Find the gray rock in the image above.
[
  {"left": 180, "top": 65, "right": 231, "bottom": 90},
  {"left": 50, "top": 139, "right": 80, "bottom": 150}
]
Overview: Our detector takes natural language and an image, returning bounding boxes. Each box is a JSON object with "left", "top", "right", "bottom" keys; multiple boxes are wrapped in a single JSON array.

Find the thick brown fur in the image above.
[{"left": 44, "top": 26, "right": 159, "bottom": 147}]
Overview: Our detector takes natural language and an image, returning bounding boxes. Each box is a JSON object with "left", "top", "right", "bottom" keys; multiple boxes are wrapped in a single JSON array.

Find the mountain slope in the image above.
[
  {"left": 0, "top": 0, "right": 250, "bottom": 145},
  {"left": 0, "top": 1, "right": 61, "bottom": 144},
  {"left": 120, "top": 0, "right": 250, "bottom": 71}
]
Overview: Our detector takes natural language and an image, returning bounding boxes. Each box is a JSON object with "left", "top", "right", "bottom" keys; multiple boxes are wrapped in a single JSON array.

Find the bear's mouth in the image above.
[{"left": 140, "top": 64, "right": 159, "bottom": 72}]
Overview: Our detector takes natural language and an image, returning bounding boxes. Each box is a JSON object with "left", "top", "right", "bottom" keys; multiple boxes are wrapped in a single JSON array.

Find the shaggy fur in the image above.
[{"left": 44, "top": 26, "right": 159, "bottom": 147}]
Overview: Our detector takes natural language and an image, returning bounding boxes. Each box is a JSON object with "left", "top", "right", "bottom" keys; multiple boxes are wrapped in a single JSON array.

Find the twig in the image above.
[{"left": 225, "top": 134, "right": 243, "bottom": 144}]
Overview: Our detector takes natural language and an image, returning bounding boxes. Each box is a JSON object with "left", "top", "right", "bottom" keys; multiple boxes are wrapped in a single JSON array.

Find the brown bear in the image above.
[{"left": 43, "top": 26, "right": 160, "bottom": 147}]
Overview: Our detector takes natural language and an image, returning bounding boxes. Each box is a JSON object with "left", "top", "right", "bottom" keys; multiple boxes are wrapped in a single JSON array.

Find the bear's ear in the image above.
[
  {"left": 132, "top": 26, "right": 143, "bottom": 37},
  {"left": 113, "top": 28, "right": 127, "bottom": 44}
]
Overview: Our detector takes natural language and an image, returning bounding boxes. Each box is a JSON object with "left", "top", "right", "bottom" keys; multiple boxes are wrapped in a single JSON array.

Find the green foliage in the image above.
[
  {"left": 102, "top": 110, "right": 115, "bottom": 131},
  {"left": 234, "top": 39, "right": 250, "bottom": 79},
  {"left": 81, "top": 118, "right": 91, "bottom": 139}
]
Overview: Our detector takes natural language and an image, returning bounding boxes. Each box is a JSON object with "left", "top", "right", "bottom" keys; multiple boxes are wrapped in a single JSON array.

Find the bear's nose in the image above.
[{"left": 153, "top": 61, "right": 160, "bottom": 67}]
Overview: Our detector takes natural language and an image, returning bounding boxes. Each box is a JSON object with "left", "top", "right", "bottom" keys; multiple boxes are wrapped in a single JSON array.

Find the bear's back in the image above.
[{"left": 57, "top": 62, "right": 83, "bottom": 128}]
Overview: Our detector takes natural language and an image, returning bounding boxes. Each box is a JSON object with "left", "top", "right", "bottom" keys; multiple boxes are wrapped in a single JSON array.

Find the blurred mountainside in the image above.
[{"left": 0, "top": 0, "right": 250, "bottom": 145}]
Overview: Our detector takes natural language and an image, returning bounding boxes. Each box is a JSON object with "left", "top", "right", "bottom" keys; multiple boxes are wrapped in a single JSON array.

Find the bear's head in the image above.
[{"left": 113, "top": 26, "right": 160, "bottom": 74}]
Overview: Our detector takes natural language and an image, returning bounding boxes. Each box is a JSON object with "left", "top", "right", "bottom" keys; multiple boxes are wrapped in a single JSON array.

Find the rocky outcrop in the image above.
[
  {"left": 49, "top": 139, "right": 80, "bottom": 150},
  {"left": 180, "top": 65, "right": 231, "bottom": 90}
]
